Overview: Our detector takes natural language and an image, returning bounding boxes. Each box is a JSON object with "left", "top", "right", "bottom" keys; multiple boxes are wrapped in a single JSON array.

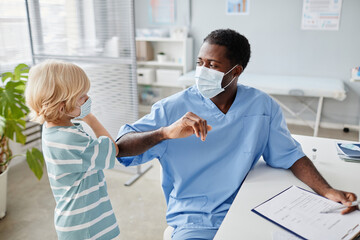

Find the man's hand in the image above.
[
  {"left": 290, "top": 156, "right": 358, "bottom": 215},
  {"left": 162, "top": 112, "right": 212, "bottom": 141},
  {"left": 324, "top": 188, "right": 358, "bottom": 214}
]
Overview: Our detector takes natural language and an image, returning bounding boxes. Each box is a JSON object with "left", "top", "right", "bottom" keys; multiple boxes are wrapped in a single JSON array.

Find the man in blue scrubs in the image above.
[{"left": 116, "top": 29, "right": 357, "bottom": 240}]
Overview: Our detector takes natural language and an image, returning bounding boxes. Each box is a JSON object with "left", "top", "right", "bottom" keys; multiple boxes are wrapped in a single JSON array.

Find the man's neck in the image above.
[{"left": 211, "top": 86, "right": 238, "bottom": 114}]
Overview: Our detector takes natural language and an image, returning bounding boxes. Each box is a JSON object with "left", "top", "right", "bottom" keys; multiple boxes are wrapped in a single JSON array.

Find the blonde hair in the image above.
[{"left": 25, "top": 60, "right": 90, "bottom": 124}]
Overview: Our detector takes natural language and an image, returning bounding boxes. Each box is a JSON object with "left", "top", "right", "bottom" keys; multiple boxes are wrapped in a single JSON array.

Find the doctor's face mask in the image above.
[{"left": 195, "top": 64, "right": 238, "bottom": 99}]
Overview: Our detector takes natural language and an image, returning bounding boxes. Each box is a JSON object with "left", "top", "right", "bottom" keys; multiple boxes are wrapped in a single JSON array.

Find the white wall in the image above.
[{"left": 135, "top": 0, "right": 360, "bottom": 126}]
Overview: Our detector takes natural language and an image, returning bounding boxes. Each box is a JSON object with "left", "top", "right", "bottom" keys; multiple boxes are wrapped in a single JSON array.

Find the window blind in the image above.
[
  {"left": 0, "top": 0, "right": 32, "bottom": 73},
  {"left": 26, "top": 0, "right": 139, "bottom": 138},
  {"left": 26, "top": 0, "right": 147, "bottom": 184}
]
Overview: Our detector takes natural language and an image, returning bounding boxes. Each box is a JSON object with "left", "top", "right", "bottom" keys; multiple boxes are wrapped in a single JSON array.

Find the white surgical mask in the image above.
[
  {"left": 195, "top": 65, "right": 238, "bottom": 98},
  {"left": 67, "top": 97, "right": 92, "bottom": 119}
]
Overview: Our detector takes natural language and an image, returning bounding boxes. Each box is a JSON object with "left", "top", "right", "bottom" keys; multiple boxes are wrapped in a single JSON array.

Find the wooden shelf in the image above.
[
  {"left": 136, "top": 37, "right": 193, "bottom": 116},
  {"left": 350, "top": 78, "right": 360, "bottom": 82},
  {"left": 137, "top": 61, "right": 183, "bottom": 67},
  {"left": 136, "top": 37, "right": 186, "bottom": 42},
  {"left": 137, "top": 82, "right": 183, "bottom": 88}
]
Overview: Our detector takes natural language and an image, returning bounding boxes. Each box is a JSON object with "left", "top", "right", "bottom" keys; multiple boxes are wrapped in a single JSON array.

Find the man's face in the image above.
[{"left": 196, "top": 42, "right": 235, "bottom": 88}]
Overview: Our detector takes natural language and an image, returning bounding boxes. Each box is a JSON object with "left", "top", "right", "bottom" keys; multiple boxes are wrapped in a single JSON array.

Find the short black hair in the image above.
[{"left": 203, "top": 29, "right": 251, "bottom": 70}]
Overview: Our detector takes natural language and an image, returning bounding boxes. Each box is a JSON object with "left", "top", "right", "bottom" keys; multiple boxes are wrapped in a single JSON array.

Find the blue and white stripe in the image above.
[{"left": 42, "top": 124, "right": 120, "bottom": 240}]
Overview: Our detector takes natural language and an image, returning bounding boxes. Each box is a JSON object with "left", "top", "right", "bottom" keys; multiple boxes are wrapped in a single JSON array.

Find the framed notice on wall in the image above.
[
  {"left": 226, "top": 0, "right": 249, "bottom": 15},
  {"left": 149, "top": 0, "right": 176, "bottom": 24},
  {"left": 301, "top": 0, "right": 342, "bottom": 30}
]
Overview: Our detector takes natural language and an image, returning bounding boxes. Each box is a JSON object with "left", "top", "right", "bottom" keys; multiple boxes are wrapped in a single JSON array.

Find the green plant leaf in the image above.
[
  {"left": 0, "top": 79, "right": 29, "bottom": 118},
  {"left": 26, "top": 148, "right": 44, "bottom": 180},
  {"left": 32, "top": 147, "right": 45, "bottom": 168},
  {"left": 4, "top": 118, "right": 26, "bottom": 144},
  {"left": 0, "top": 64, "right": 42, "bottom": 180},
  {"left": 14, "top": 63, "right": 29, "bottom": 81},
  {"left": 0, "top": 64, "right": 29, "bottom": 119},
  {"left": 1, "top": 72, "right": 12, "bottom": 83},
  {"left": 0, "top": 115, "right": 4, "bottom": 136}
]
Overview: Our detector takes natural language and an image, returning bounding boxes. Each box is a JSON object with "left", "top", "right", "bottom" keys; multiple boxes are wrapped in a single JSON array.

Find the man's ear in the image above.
[{"left": 234, "top": 65, "right": 243, "bottom": 78}]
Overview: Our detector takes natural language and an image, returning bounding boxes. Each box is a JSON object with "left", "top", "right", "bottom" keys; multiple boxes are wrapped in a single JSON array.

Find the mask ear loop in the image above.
[
  {"left": 224, "top": 64, "right": 238, "bottom": 76},
  {"left": 223, "top": 76, "right": 237, "bottom": 89},
  {"left": 222, "top": 64, "right": 239, "bottom": 89},
  {"left": 65, "top": 103, "right": 81, "bottom": 118}
]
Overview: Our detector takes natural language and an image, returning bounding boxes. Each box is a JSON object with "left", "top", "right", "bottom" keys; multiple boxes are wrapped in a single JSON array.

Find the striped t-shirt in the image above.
[{"left": 42, "top": 123, "right": 120, "bottom": 240}]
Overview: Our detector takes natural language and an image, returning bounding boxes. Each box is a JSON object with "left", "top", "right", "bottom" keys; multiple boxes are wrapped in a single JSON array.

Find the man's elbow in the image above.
[
  {"left": 116, "top": 140, "right": 124, "bottom": 158},
  {"left": 290, "top": 156, "right": 312, "bottom": 172}
]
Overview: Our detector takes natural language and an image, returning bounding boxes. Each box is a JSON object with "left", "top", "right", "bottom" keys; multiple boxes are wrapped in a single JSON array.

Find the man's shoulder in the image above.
[
  {"left": 236, "top": 84, "right": 279, "bottom": 114},
  {"left": 238, "top": 83, "right": 268, "bottom": 96},
  {"left": 238, "top": 84, "right": 273, "bottom": 102},
  {"left": 159, "top": 85, "right": 199, "bottom": 107}
]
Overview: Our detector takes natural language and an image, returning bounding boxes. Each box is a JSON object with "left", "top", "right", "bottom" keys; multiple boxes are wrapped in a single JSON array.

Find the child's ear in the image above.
[{"left": 59, "top": 102, "right": 65, "bottom": 113}]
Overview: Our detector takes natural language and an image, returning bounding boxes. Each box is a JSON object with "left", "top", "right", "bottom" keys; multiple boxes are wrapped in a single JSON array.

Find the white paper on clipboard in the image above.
[{"left": 252, "top": 186, "right": 360, "bottom": 240}]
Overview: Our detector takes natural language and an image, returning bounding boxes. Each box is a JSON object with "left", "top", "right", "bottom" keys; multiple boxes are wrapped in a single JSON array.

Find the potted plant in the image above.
[
  {"left": 0, "top": 63, "right": 44, "bottom": 219},
  {"left": 157, "top": 52, "right": 167, "bottom": 62}
]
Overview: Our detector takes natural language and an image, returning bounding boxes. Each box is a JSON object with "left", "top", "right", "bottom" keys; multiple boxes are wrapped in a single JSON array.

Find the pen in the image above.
[{"left": 320, "top": 201, "right": 359, "bottom": 214}]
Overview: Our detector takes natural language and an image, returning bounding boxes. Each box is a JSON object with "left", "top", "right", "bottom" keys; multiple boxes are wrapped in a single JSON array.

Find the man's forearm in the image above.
[
  {"left": 290, "top": 156, "right": 332, "bottom": 196},
  {"left": 116, "top": 128, "right": 166, "bottom": 157},
  {"left": 116, "top": 111, "right": 213, "bottom": 158}
]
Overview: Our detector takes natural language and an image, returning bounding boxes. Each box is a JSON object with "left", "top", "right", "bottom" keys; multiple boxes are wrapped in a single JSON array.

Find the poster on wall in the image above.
[
  {"left": 301, "top": 0, "right": 342, "bottom": 30},
  {"left": 149, "top": 0, "right": 176, "bottom": 24},
  {"left": 226, "top": 0, "right": 249, "bottom": 15}
]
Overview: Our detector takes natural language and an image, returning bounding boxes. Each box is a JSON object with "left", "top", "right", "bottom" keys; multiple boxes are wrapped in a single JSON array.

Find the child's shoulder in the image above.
[{"left": 42, "top": 124, "right": 91, "bottom": 147}]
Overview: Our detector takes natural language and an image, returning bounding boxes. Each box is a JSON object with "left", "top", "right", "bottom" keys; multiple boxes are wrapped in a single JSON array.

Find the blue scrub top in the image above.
[{"left": 117, "top": 85, "right": 305, "bottom": 237}]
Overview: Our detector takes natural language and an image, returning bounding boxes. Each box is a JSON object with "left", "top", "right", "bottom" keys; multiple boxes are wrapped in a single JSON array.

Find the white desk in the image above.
[
  {"left": 350, "top": 77, "right": 360, "bottom": 141},
  {"left": 178, "top": 72, "right": 346, "bottom": 137},
  {"left": 214, "top": 135, "right": 360, "bottom": 240}
]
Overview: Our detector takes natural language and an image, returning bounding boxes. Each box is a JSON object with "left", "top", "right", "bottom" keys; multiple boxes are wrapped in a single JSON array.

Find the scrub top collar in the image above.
[{"left": 195, "top": 85, "right": 241, "bottom": 119}]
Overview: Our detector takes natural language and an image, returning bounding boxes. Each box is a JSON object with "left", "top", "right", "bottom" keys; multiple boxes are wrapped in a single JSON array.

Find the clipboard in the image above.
[
  {"left": 336, "top": 143, "right": 360, "bottom": 158},
  {"left": 251, "top": 186, "right": 360, "bottom": 240}
]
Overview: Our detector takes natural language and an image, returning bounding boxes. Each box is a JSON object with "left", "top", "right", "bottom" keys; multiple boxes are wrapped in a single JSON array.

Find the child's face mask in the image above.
[
  {"left": 67, "top": 97, "right": 92, "bottom": 119},
  {"left": 75, "top": 97, "right": 92, "bottom": 119}
]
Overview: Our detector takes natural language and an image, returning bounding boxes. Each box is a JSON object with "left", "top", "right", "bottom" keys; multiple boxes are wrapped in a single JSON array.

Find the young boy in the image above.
[{"left": 26, "top": 60, "right": 120, "bottom": 240}]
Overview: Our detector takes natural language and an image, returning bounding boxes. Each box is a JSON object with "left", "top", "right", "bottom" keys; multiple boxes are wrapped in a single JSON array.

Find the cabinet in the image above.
[{"left": 136, "top": 37, "right": 193, "bottom": 116}]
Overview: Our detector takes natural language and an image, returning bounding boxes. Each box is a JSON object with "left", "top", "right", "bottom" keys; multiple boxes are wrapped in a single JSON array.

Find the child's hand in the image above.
[
  {"left": 81, "top": 113, "right": 95, "bottom": 123},
  {"left": 81, "top": 113, "right": 119, "bottom": 155}
]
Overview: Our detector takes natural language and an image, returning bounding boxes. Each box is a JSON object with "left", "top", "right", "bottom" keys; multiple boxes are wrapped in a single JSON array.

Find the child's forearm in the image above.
[{"left": 82, "top": 113, "right": 119, "bottom": 155}]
